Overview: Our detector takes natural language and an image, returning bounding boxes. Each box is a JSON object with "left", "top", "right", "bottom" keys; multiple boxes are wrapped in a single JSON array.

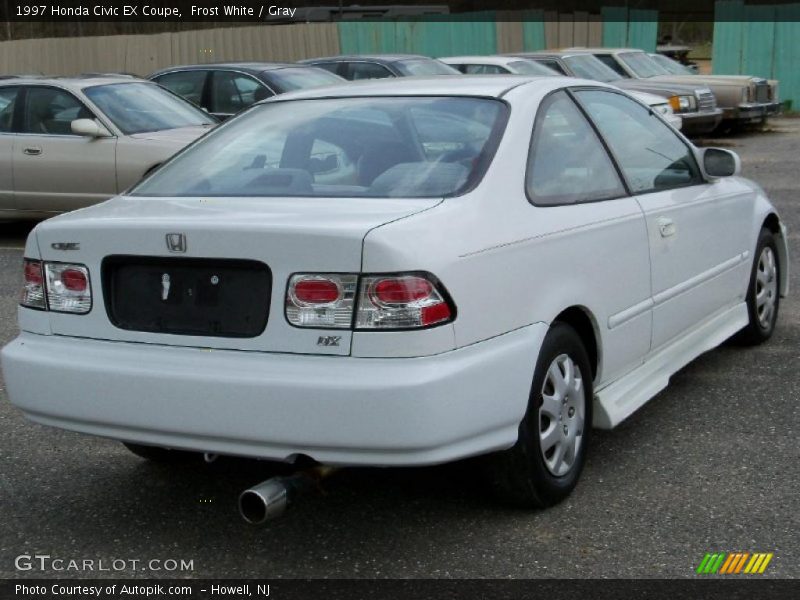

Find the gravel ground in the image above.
[{"left": 0, "top": 120, "right": 797, "bottom": 580}]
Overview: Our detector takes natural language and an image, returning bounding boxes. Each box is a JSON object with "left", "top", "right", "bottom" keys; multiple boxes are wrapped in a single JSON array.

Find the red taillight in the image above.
[
  {"left": 286, "top": 274, "right": 358, "bottom": 329},
  {"left": 44, "top": 262, "right": 92, "bottom": 314},
  {"left": 21, "top": 259, "right": 46, "bottom": 310},
  {"left": 60, "top": 268, "right": 88, "bottom": 292},
  {"left": 286, "top": 272, "right": 455, "bottom": 331},
  {"left": 293, "top": 278, "right": 341, "bottom": 304},
  {"left": 421, "top": 302, "right": 452, "bottom": 326},
  {"left": 357, "top": 274, "right": 454, "bottom": 329},
  {"left": 372, "top": 277, "right": 433, "bottom": 305},
  {"left": 24, "top": 260, "right": 43, "bottom": 285}
]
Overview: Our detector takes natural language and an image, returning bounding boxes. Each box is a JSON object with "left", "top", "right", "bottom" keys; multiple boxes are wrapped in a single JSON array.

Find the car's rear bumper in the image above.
[
  {"left": 679, "top": 109, "right": 723, "bottom": 135},
  {"left": 1, "top": 326, "right": 545, "bottom": 466},
  {"left": 723, "top": 102, "right": 782, "bottom": 122}
]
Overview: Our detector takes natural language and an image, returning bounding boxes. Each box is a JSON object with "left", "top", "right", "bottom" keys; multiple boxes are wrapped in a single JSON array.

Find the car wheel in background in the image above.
[{"left": 485, "top": 322, "right": 592, "bottom": 508}]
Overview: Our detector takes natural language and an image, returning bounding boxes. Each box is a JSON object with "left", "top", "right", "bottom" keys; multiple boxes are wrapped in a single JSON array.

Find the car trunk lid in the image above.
[{"left": 34, "top": 195, "right": 439, "bottom": 355}]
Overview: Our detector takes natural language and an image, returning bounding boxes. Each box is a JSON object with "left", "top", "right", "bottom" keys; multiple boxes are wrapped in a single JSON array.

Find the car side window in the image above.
[
  {"left": 535, "top": 59, "right": 567, "bottom": 75},
  {"left": 21, "top": 87, "right": 95, "bottom": 136},
  {"left": 211, "top": 71, "right": 268, "bottom": 115},
  {"left": 575, "top": 89, "right": 703, "bottom": 194},
  {"left": 311, "top": 62, "right": 342, "bottom": 76},
  {"left": 0, "top": 87, "right": 20, "bottom": 132},
  {"left": 594, "top": 55, "right": 628, "bottom": 78},
  {"left": 345, "top": 62, "right": 394, "bottom": 80},
  {"left": 153, "top": 70, "right": 207, "bottom": 106},
  {"left": 463, "top": 64, "right": 507, "bottom": 74},
  {"left": 526, "top": 90, "right": 625, "bottom": 206}
]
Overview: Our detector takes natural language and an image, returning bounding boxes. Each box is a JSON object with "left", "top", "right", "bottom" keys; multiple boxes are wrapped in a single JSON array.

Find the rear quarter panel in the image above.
[{"left": 361, "top": 83, "right": 654, "bottom": 384}]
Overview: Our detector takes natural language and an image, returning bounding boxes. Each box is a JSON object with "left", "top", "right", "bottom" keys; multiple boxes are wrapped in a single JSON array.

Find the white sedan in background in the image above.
[
  {"left": 441, "top": 55, "right": 683, "bottom": 129},
  {"left": 2, "top": 76, "right": 787, "bottom": 516}
]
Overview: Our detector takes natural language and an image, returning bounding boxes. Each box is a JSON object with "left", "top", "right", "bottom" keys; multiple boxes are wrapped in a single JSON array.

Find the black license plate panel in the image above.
[{"left": 103, "top": 256, "right": 271, "bottom": 338}]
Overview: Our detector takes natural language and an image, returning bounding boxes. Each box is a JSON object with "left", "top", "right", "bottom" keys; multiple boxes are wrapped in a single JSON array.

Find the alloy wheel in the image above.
[
  {"left": 755, "top": 246, "right": 778, "bottom": 329},
  {"left": 539, "top": 353, "right": 585, "bottom": 477}
]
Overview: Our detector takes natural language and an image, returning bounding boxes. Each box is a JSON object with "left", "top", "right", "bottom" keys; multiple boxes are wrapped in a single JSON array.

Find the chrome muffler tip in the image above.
[
  {"left": 238, "top": 479, "right": 290, "bottom": 524},
  {"left": 238, "top": 466, "right": 337, "bottom": 524}
]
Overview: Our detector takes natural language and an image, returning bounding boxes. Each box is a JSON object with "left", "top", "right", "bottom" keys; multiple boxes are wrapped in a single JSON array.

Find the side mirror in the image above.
[
  {"left": 71, "top": 118, "right": 111, "bottom": 138},
  {"left": 701, "top": 147, "right": 740, "bottom": 178}
]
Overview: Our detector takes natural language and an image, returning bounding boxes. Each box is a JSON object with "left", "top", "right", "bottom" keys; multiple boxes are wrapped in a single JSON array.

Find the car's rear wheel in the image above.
[
  {"left": 485, "top": 322, "right": 592, "bottom": 508},
  {"left": 122, "top": 442, "right": 200, "bottom": 463},
  {"left": 735, "top": 227, "right": 780, "bottom": 345}
]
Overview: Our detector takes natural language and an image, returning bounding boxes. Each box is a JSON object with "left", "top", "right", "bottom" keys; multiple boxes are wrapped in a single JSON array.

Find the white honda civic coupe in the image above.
[{"left": 2, "top": 76, "right": 789, "bottom": 510}]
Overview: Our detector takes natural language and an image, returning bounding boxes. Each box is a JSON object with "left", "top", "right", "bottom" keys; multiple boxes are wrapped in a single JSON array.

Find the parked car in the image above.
[
  {"left": 149, "top": 62, "right": 345, "bottom": 120},
  {"left": 441, "top": 55, "right": 681, "bottom": 130},
  {"left": 2, "top": 76, "right": 788, "bottom": 516},
  {"left": 569, "top": 48, "right": 780, "bottom": 127},
  {"left": 440, "top": 55, "right": 560, "bottom": 76},
  {"left": 299, "top": 54, "right": 460, "bottom": 79},
  {"left": 0, "top": 75, "right": 216, "bottom": 220},
  {"left": 508, "top": 51, "right": 723, "bottom": 135}
]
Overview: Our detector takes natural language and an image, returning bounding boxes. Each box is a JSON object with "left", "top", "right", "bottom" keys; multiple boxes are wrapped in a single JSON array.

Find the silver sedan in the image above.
[{"left": 0, "top": 75, "right": 216, "bottom": 220}]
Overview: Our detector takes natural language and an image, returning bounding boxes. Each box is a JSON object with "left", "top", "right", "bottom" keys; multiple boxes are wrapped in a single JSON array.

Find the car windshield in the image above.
[
  {"left": 508, "top": 60, "right": 558, "bottom": 76},
  {"left": 264, "top": 67, "right": 344, "bottom": 93},
  {"left": 84, "top": 82, "right": 215, "bottom": 134},
  {"left": 618, "top": 52, "right": 671, "bottom": 78},
  {"left": 649, "top": 54, "right": 695, "bottom": 75},
  {"left": 563, "top": 55, "right": 620, "bottom": 82},
  {"left": 394, "top": 59, "right": 460, "bottom": 76},
  {"left": 131, "top": 96, "right": 508, "bottom": 199}
]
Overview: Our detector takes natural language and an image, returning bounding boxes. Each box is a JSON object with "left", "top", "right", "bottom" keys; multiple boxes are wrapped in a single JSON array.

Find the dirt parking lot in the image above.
[{"left": 0, "top": 119, "right": 798, "bottom": 579}]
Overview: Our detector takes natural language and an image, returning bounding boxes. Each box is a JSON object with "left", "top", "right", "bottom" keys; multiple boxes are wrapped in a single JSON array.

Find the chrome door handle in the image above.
[
  {"left": 658, "top": 217, "right": 676, "bottom": 238},
  {"left": 23, "top": 147, "right": 42, "bottom": 156}
]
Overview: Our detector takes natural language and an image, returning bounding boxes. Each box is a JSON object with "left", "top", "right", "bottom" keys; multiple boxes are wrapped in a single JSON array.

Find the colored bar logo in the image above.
[{"left": 696, "top": 552, "right": 774, "bottom": 574}]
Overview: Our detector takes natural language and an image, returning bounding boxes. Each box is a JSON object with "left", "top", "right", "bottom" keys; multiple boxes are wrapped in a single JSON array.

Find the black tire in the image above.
[
  {"left": 122, "top": 442, "right": 201, "bottom": 463},
  {"left": 485, "top": 322, "right": 593, "bottom": 508},
  {"left": 734, "top": 227, "right": 780, "bottom": 345}
]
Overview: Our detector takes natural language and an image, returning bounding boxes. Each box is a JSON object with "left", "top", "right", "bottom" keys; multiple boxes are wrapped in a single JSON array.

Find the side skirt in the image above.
[{"left": 592, "top": 302, "right": 749, "bottom": 429}]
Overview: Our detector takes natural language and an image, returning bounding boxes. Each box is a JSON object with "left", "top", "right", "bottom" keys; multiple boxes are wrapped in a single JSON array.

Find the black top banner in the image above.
[{"left": 0, "top": 0, "right": 798, "bottom": 23}]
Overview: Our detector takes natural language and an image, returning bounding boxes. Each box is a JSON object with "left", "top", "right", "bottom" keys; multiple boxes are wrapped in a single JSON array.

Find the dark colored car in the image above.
[
  {"left": 148, "top": 62, "right": 345, "bottom": 120},
  {"left": 298, "top": 54, "right": 460, "bottom": 80}
]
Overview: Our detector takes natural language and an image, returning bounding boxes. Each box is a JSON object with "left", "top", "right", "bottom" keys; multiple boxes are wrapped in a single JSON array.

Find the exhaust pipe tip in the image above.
[{"left": 238, "top": 480, "right": 289, "bottom": 524}]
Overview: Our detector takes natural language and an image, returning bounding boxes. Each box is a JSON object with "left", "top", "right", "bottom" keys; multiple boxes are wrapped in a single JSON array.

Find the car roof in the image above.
[
  {"left": 440, "top": 56, "right": 526, "bottom": 66},
  {"left": 0, "top": 75, "right": 150, "bottom": 90},
  {"left": 506, "top": 51, "right": 580, "bottom": 59},
  {"left": 149, "top": 62, "right": 315, "bottom": 76},
  {"left": 564, "top": 47, "right": 645, "bottom": 54},
  {"left": 300, "top": 54, "right": 433, "bottom": 65},
  {"left": 264, "top": 74, "right": 589, "bottom": 103}
]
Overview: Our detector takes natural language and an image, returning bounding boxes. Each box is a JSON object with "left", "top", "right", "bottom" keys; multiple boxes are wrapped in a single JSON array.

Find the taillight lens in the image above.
[
  {"left": 285, "top": 272, "right": 455, "bottom": 330},
  {"left": 286, "top": 274, "right": 357, "bottom": 328},
  {"left": 21, "top": 259, "right": 46, "bottom": 310},
  {"left": 44, "top": 263, "right": 92, "bottom": 314},
  {"left": 357, "top": 274, "right": 453, "bottom": 329}
]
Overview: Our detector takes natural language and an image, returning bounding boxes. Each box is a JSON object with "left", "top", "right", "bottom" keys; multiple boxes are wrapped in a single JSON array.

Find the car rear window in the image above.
[
  {"left": 130, "top": 96, "right": 508, "bottom": 199},
  {"left": 264, "top": 67, "right": 344, "bottom": 93},
  {"left": 508, "top": 60, "right": 558, "bottom": 76},
  {"left": 563, "top": 55, "right": 621, "bottom": 83},
  {"left": 394, "top": 59, "right": 460, "bottom": 76}
]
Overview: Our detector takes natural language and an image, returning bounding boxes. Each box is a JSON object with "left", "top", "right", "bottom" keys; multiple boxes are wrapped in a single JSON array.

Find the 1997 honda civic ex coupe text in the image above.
[{"left": 1, "top": 76, "right": 789, "bottom": 512}]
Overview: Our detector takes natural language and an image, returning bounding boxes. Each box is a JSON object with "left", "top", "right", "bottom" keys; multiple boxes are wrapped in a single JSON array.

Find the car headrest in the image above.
[{"left": 368, "top": 162, "right": 469, "bottom": 197}]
